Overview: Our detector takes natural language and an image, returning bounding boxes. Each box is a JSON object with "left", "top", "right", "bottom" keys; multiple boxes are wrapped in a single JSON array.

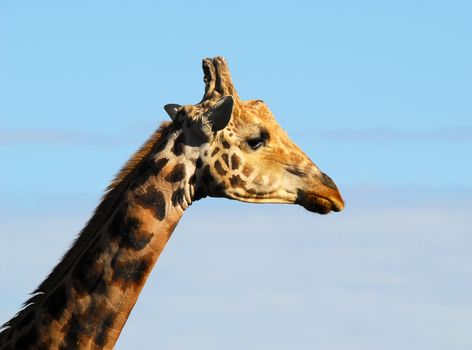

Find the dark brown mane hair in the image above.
[{"left": 0, "top": 121, "right": 172, "bottom": 335}]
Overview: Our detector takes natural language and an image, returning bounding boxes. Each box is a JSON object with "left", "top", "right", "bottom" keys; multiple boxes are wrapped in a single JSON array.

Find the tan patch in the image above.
[
  {"left": 289, "top": 152, "right": 304, "bottom": 164},
  {"left": 242, "top": 165, "right": 254, "bottom": 177},
  {"left": 254, "top": 175, "right": 264, "bottom": 186}
]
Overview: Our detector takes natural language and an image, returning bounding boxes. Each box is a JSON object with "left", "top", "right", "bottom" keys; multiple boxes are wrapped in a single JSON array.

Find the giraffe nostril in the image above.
[{"left": 320, "top": 172, "right": 337, "bottom": 190}]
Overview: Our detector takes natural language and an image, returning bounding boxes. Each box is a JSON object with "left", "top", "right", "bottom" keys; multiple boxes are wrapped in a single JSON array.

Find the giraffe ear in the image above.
[
  {"left": 164, "top": 104, "right": 181, "bottom": 121},
  {"left": 206, "top": 96, "right": 234, "bottom": 132}
]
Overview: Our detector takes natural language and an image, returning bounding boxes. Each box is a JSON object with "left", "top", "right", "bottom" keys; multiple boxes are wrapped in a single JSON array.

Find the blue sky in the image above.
[{"left": 1, "top": 1, "right": 471, "bottom": 349}]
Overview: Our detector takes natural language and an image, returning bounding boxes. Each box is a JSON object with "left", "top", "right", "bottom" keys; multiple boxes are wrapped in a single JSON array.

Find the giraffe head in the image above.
[{"left": 164, "top": 57, "right": 344, "bottom": 214}]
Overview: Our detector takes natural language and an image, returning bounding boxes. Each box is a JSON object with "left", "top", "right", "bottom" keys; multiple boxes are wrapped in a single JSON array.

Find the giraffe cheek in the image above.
[
  {"left": 242, "top": 164, "right": 254, "bottom": 177},
  {"left": 253, "top": 175, "right": 265, "bottom": 187},
  {"left": 268, "top": 174, "right": 277, "bottom": 187}
]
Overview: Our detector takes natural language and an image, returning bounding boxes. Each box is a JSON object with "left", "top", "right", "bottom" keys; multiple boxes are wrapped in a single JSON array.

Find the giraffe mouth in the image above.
[{"left": 296, "top": 189, "right": 344, "bottom": 215}]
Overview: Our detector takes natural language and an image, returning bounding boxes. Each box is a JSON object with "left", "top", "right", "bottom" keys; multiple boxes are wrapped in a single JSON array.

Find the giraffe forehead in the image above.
[
  {"left": 230, "top": 106, "right": 288, "bottom": 141},
  {"left": 238, "top": 100, "right": 277, "bottom": 122},
  {"left": 185, "top": 99, "right": 302, "bottom": 162},
  {"left": 182, "top": 99, "right": 287, "bottom": 144}
]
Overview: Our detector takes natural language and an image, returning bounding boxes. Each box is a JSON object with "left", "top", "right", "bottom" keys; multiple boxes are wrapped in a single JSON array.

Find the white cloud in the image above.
[{"left": 0, "top": 128, "right": 129, "bottom": 146}]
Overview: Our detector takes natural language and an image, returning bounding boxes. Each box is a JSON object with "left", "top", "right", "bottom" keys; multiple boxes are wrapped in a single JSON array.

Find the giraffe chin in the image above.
[{"left": 296, "top": 190, "right": 343, "bottom": 215}]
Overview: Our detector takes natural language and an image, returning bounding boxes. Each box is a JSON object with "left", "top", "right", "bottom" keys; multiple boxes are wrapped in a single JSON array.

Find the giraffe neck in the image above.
[{"left": 0, "top": 126, "right": 198, "bottom": 349}]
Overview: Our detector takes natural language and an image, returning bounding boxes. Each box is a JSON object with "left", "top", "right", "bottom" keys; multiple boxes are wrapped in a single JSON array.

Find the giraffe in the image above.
[{"left": 0, "top": 56, "right": 344, "bottom": 349}]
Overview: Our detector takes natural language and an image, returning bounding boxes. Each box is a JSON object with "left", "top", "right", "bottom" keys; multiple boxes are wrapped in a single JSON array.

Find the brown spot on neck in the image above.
[
  {"left": 165, "top": 164, "right": 186, "bottom": 183},
  {"left": 171, "top": 133, "right": 185, "bottom": 156},
  {"left": 171, "top": 188, "right": 185, "bottom": 207},
  {"left": 111, "top": 255, "right": 152, "bottom": 288},
  {"left": 134, "top": 188, "right": 167, "bottom": 221}
]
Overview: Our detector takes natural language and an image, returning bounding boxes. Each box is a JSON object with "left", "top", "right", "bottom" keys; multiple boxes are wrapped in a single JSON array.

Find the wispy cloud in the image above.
[
  {"left": 315, "top": 127, "right": 472, "bottom": 142},
  {"left": 4, "top": 126, "right": 471, "bottom": 146},
  {"left": 1, "top": 186, "right": 471, "bottom": 350},
  {"left": 0, "top": 129, "right": 130, "bottom": 147}
]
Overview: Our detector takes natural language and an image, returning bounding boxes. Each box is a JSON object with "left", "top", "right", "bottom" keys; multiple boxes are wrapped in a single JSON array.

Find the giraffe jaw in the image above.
[
  {"left": 296, "top": 190, "right": 344, "bottom": 215},
  {"left": 221, "top": 189, "right": 344, "bottom": 215}
]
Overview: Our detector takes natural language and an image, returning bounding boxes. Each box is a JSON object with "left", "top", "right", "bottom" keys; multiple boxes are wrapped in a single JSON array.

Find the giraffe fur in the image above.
[{"left": 0, "top": 56, "right": 343, "bottom": 349}]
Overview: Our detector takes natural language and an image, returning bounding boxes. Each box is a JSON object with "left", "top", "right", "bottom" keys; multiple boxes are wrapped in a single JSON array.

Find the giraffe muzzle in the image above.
[{"left": 295, "top": 184, "right": 344, "bottom": 215}]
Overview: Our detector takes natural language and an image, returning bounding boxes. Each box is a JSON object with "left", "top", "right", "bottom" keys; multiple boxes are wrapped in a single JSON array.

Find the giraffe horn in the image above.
[{"left": 201, "top": 56, "right": 240, "bottom": 103}]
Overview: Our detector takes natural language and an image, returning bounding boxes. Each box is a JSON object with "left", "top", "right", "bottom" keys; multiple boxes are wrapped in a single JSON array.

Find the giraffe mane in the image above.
[
  {"left": 0, "top": 121, "right": 173, "bottom": 336},
  {"left": 105, "top": 121, "right": 172, "bottom": 194}
]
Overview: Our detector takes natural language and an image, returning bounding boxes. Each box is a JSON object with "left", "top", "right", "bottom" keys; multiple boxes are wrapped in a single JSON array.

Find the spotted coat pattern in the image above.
[{"left": 0, "top": 56, "right": 343, "bottom": 350}]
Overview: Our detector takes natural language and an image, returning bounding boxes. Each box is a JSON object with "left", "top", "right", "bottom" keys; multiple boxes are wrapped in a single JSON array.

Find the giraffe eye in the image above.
[{"left": 246, "top": 136, "right": 266, "bottom": 150}]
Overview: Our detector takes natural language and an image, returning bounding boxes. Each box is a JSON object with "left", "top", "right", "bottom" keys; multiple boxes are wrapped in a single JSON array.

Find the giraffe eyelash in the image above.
[
  {"left": 246, "top": 131, "right": 269, "bottom": 150},
  {"left": 246, "top": 137, "right": 265, "bottom": 150}
]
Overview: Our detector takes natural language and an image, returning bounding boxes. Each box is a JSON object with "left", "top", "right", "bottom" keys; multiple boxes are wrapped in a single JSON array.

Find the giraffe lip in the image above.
[{"left": 296, "top": 189, "right": 344, "bottom": 214}]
